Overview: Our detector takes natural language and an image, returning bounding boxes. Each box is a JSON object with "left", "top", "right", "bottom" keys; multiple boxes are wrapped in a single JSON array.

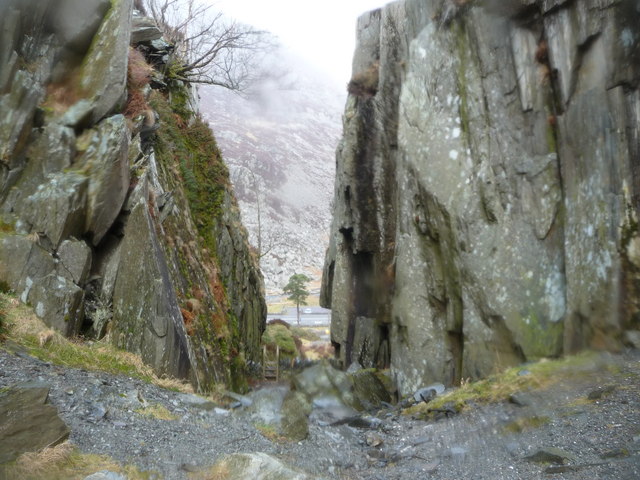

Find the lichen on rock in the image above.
[{"left": 322, "top": 0, "right": 640, "bottom": 395}]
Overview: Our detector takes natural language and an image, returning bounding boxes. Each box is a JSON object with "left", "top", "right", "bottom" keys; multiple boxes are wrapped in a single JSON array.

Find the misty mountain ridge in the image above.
[{"left": 200, "top": 47, "right": 345, "bottom": 292}]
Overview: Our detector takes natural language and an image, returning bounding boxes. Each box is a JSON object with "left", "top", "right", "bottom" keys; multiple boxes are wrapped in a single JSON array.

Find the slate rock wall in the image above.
[
  {"left": 0, "top": 0, "right": 266, "bottom": 392},
  {"left": 322, "top": 0, "right": 640, "bottom": 395}
]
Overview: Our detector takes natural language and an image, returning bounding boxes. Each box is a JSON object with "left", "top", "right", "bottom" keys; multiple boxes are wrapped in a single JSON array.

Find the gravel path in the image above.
[{"left": 1, "top": 347, "right": 639, "bottom": 479}]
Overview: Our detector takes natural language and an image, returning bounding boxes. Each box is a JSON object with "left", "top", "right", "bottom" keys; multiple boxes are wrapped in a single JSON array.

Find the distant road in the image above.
[{"left": 267, "top": 309, "right": 331, "bottom": 327}]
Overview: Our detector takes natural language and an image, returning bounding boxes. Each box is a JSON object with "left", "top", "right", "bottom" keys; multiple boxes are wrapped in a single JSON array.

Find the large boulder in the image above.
[
  {"left": 0, "top": 382, "right": 70, "bottom": 464},
  {"left": 76, "top": 114, "right": 131, "bottom": 245},
  {"left": 78, "top": 0, "right": 133, "bottom": 123},
  {"left": 21, "top": 172, "right": 88, "bottom": 248},
  {"left": 47, "top": 0, "right": 112, "bottom": 55},
  {"left": 280, "top": 390, "right": 312, "bottom": 441},
  {"left": 130, "top": 14, "right": 163, "bottom": 44},
  {"left": 292, "top": 361, "right": 391, "bottom": 413}
]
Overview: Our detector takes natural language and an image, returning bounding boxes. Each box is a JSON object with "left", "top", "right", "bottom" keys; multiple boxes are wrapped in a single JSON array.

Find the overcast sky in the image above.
[{"left": 213, "top": 0, "right": 389, "bottom": 85}]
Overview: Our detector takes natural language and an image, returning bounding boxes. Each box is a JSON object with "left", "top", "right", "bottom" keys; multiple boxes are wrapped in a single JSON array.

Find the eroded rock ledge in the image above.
[{"left": 322, "top": 0, "right": 640, "bottom": 395}]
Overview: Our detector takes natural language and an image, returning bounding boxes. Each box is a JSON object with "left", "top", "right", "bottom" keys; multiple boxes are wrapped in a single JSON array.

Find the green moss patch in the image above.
[
  {"left": 262, "top": 324, "right": 298, "bottom": 358},
  {"left": 405, "top": 351, "right": 602, "bottom": 418},
  {"left": 149, "top": 90, "right": 229, "bottom": 254}
]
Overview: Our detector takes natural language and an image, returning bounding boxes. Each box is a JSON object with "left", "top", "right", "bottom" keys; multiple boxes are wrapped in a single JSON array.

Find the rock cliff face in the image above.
[
  {"left": 322, "top": 0, "right": 640, "bottom": 395},
  {"left": 0, "top": 0, "right": 266, "bottom": 392}
]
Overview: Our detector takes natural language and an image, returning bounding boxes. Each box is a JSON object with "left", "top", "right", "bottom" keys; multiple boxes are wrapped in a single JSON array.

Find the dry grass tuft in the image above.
[
  {"left": 128, "top": 48, "right": 153, "bottom": 89},
  {"left": 188, "top": 462, "right": 231, "bottom": 480},
  {"left": 0, "top": 441, "right": 154, "bottom": 480},
  {"left": 124, "top": 48, "right": 153, "bottom": 120},
  {"left": 12, "top": 441, "right": 75, "bottom": 478},
  {"left": 0, "top": 292, "right": 194, "bottom": 394},
  {"left": 135, "top": 403, "right": 178, "bottom": 421}
]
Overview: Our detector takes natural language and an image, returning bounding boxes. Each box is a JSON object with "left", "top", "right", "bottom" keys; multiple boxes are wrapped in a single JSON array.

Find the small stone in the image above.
[
  {"left": 87, "top": 402, "right": 108, "bottom": 422},
  {"left": 517, "top": 369, "right": 531, "bottom": 376},
  {"left": 180, "top": 463, "right": 200, "bottom": 473},
  {"left": 366, "top": 432, "right": 384, "bottom": 447},
  {"left": 413, "top": 383, "right": 445, "bottom": 403},
  {"left": 447, "top": 446, "right": 468, "bottom": 460},
  {"left": 346, "top": 361, "right": 363, "bottom": 373},
  {"left": 84, "top": 471, "right": 127, "bottom": 480},
  {"left": 423, "top": 460, "right": 440, "bottom": 473},
  {"left": 345, "top": 415, "right": 382, "bottom": 429},
  {"left": 412, "top": 436, "right": 430, "bottom": 446},
  {"left": 525, "top": 447, "right": 575, "bottom": 464},
  {"left": 600, "top": 447, "right": 629, "bottom": 459},
  {"left": 509, "top": 391, "right": 533, "bottom": 407},
  {"left": 587, "top": 385, "right": 616, "bottom": 400}
]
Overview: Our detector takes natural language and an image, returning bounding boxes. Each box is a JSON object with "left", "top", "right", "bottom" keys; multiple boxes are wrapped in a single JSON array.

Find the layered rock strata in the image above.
[{"left": 322, "top": 0, "right": 640, "bottom": 395}]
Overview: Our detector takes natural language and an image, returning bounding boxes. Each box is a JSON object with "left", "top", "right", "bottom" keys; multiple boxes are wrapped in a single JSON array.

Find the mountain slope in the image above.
[{"left": 200, "top": 48, "right": 345, "bottom": 292}]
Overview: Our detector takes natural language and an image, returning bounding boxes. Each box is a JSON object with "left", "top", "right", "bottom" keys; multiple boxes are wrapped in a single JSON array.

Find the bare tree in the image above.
[
  {"left": 143, "top": 0, "right": 272, "bottom": 90},
  {"left": 243, "top": 167, "right": 278, "bottom": 259}
]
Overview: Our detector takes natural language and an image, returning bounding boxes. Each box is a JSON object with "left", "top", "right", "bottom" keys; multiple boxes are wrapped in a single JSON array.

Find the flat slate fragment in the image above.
[
  {"left": 525, "top": 447, "right": 576, "bottom": 465},
  {"left": 0, "top": 382, "right": 70, "bottom": 464}
]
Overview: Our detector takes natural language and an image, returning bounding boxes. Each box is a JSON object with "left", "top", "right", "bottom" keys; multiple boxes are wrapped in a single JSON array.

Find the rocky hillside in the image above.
[
  {"left": 322, "top": 0, "right": 640, "bottom": 395},
  {"left": 0, "top": 0, "right": 265, "bottom": 393},
  {"left": 200, "top": 49, "right": 344, "bottom": 292}
]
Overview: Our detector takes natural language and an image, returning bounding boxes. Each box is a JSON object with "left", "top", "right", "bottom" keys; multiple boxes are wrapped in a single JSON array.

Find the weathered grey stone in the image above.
[
  {"left": 21, "top": 172, "right": 88, "bottom": 248},
  {"left": 76, "top": 114, "right": 130, "bottom": 245},
  {"left": 0, "top": 233, "right": 33, "bottom": 289},
  {"left": 48, "top": 0, "right": 111, "bottom": 55},
  {"left": 84, "top": 471, "right": 127, "bottom": 480},
  {"left": 27, "top": 273, "right": 85, "bottom": 336},
  {"left": 413, "top": 383, "right": 445, "bottom": 404},
  {"left": 131, "top": 15, "right": 162, "bottom": 44},
  {"left": 3, "top": 123, "right": 76, "bottom": 213},
  {"left": 525, "top": 447, "right": 576, "bottom": 464},
  {"left": 0, "top": 0, "right": 266, "bottom": 398},
  {"left": 0, "top": 382, "right": 70, "bottom": 464},
  {"left": 292, "top": 361, "right": 389, "bottom": 413},
  {"left": 0, "top": 70, "right": 43, "bottom": 169},
  {"left": 242, "top": 386, "right": 285, "bottom": 425},
  {"left": 57, "top": 238, "right": 92, "bottom": 285},
  {"left": 350, "top": 369, "right": 392, "bottom": 411},
  {"left": 280, "top": 390, "right": 311, "bottom": 441},
  {"left": 322, "top": 0, "right": 638, "bottom": 396},
  {"left": 60, "top": 100, "right": 95, "bottom": 129},
  {"left": 111, "top": 182, "right": 193, "bottom": 380},
  {"left": 623, "top": 330, "right": 640, "bottom": 349},
  {"left": 79, "top": 0, "right": 133, "bottom": 123},
  {"left": 205, "top": 453, "right": 318, "bottom": 480}
]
